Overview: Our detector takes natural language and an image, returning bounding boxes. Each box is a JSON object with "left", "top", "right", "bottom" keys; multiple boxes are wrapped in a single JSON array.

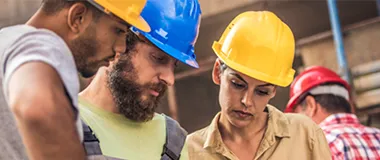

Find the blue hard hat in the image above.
[{"left": 131, "top": 0, "right": 202, "bottom": 68}]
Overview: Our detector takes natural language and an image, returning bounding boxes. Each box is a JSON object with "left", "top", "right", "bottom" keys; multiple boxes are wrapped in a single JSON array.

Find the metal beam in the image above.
[
  {"left": 296, "top": 17, "right": 380, "bottom": 50},
  {"left": 327, "top": 0, "right": 352, "bottom": 86}
]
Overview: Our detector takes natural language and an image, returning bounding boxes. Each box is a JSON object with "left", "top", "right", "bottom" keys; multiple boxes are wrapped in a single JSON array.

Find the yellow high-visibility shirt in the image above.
[{"left": 79, "top": 97, "right": 188, "bottom": 160}]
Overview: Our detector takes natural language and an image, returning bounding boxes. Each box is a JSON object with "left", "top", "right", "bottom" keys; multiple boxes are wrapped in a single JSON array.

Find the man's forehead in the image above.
[
  {"left": 137, "top": 35, "right": 164, "bottom": 54},
  {"left": 107, "top": 13, "right": 131, "bottom": 28},
  {"left": 72, "top": 0, "right": 130, "bottom": 27},
  {"left": 137, "top": 34, "right": 179, "bottom": 64}
]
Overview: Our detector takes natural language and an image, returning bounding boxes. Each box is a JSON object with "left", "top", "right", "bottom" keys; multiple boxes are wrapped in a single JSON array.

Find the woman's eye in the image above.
[
  {"left": 231, "top": 80, "right": 245, "bottom": 89},
  {"left": 255, "top": 89, "right": 269, "bottom": 96}
]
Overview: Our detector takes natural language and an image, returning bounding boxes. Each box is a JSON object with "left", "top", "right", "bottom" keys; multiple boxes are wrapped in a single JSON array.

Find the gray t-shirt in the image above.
[{"left": 0, "top": 25, "right": 82, "bottom": 160}]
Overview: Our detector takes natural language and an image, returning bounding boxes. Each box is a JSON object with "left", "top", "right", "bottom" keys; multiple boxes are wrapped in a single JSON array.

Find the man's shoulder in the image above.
[
  {"left": 323, "top": 123, "right": 380, "bottom": 142},
  {"left": 159, "top": 114, "right": 187, "bottom": 134},
  {"left": 0, "top": 25, "right": 71, "bottom": 65},
  {"left": 1, "top": 24, "right": 75, "bottom": 76},
  {"left": 78, "top": 98, "right": 106, "bottom": 120},
  {"left": 266, "top": 104, "right": 320, "bottom": 131},
  {"left": 0, "top": 25, "right": 35, "bottom": 40},
  {"left": 284, "top": 113, "right": 322, "bottom": 132},
  {"left": 0, "top": 25, "right": 61, "bottom": 38},
  {"left": 0, "top": 25, "right": 65, "bottom": 47}
]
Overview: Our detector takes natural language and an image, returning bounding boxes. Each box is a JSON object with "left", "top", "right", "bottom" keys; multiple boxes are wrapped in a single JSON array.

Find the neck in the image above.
[
  {"left": 26, "top": 8, "right": 69, "bottom": 44},
  {"left": 79, "top": 67, "right": 118, "bottom": 113},
  {"left": 314, "top": 106, "right": 335, "bottom": 125},
  {"left": 316, "top": 112, "right": 334, "bottom": 124},
  {"left": 219, "top": 112, "right": 268, "bottom": 143}
]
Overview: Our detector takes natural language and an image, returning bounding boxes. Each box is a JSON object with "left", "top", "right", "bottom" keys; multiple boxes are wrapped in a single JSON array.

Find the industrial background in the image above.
[{"left": 2, "top": 0, "right": 380, "bottom": 133}]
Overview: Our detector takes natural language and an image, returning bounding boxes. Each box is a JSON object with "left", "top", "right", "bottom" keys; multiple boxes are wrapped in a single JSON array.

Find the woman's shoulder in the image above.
[{"left": 267, "top": 104, "right": 321, "bottom": 132}]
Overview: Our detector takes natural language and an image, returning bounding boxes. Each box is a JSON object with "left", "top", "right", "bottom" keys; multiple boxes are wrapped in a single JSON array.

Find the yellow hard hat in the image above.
[
  {"left": 89, "top": 0, "right": 150, "bottom": 32},
  {"left": 212, "top": 11, "right": 295, "bottom": 87}
]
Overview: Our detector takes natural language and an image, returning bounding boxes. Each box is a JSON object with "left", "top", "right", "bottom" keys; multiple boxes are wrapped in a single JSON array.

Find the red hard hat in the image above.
[{"left": 285, "top": 66, "right": 350, "bottom": 113}]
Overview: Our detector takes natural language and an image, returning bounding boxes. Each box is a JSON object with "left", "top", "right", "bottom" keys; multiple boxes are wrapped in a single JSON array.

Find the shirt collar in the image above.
[
  {"left": 203, "top": 105, "right": 291, "bottom": 150},
  {"left": 203, "top": 112, "right": 223, "bottom": 150},
  {"left": 319, "top": 113, "right": 360, "bottom": 128}
]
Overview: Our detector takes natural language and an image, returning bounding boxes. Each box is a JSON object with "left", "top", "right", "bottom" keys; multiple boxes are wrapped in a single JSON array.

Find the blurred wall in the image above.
[
  {"left": 162, "top": 0, "right": 378, "bottom": 133},
  {"left": 0, "top": 0, "right": 41, "bottom": 28}
]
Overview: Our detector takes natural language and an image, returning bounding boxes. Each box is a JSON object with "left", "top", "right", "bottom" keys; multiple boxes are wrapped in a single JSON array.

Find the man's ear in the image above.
[
  {"left": 212, "top": 59, "right": 222, "bottom": 85},
  {"left": 67, "top": 3, "right": 92, "bottom": 35},
  {"left": 304, "top": 95, "right": 318, "bottom": 117}
]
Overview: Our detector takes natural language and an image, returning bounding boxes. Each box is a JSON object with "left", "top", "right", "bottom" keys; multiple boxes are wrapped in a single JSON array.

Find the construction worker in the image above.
[
  {"left": 0, "top": 0, "right": 149, "bottom": 159},
  {"left": 79, "top": 0, "right": 201, "bottom": 159},
  {"left": 186, "top": 11, "right": 332, "bottom": 160},
  {"left": 285, "top": 66, "right": 380, "bottom": 159}
]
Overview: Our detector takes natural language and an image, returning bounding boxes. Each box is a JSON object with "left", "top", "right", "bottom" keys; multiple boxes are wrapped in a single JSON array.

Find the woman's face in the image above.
[{"left": 212, "top": 60, "right": 277, "bottom": 128}]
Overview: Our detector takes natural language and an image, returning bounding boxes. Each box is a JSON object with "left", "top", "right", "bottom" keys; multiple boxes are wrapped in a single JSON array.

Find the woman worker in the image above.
[{"left": 186, "top": 11, "right": 331, "bottom": 160}]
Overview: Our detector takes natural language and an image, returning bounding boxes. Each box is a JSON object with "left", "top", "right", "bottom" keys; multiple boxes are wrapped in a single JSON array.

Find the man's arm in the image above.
[{"left": 8, "top": 62, "right": 85, "bottom": 160}]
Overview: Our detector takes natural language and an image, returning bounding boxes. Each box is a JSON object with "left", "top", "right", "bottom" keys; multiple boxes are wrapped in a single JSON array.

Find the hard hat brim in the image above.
[
  {"left": 92, "top": 0, "right": 151, "bottom": 32},
  {"left": 143, "top": 32, "right": 199, "bottom": 68},
  {"left": 124, "top": 15, "right": 151, "bottom": 33}
]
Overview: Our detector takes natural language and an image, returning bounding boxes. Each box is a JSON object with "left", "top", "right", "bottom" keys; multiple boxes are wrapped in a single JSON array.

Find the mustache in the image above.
[{"left": 146, "top": 82, "right": 167, "bottom": 96}]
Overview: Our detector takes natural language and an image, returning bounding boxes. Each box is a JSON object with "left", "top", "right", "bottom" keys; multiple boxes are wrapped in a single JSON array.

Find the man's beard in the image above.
[
  {"left": 107, "top": 54, "right": 167, "bottom": 122},
  {"left": 69, "top": 24, "right": 101, "bottom": 78}
]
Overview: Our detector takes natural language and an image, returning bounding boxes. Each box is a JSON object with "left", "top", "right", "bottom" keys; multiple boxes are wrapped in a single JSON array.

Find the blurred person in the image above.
[
  {"left": 79, "top": 0, "right": 201, "bottom": 159},
  {"left": 186, "top": 11, "right": 331, "bottom": 160},
  {"left": 285, "top": 66, "right": 380, "bottom": 160},
  {"left": 0, "top": 0, "right": 150, "bottom": 159}
]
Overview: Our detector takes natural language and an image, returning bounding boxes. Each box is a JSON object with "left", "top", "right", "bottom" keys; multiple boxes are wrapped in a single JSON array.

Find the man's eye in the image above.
[
  {"left": 154, "top": 56, "right": 164, "bottom": 61},
  {"left": 116, "top": 28, "right": 126, "bottom": 35},
  {"left": 152, "top": 54, "right": 167, "bottom": 64}
]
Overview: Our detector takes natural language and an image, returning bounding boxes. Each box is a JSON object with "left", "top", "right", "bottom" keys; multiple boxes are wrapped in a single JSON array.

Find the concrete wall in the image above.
[
  {"left": 199, "top": 0, "right": 261, "bottom": 18},
  {"left": 298, "top": 21, "right": 380, "bottom": 73},
  {"left": 0, "top": 0, "right": 41, "bottom": 28},
  {"left": 298, "top": 19, "right": 380, "bottom": 109}
]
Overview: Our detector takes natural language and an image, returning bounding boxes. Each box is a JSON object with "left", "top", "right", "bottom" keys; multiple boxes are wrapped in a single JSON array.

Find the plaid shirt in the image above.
[{"left": 319, "top": 113, "right": 380, "bottom": 160}]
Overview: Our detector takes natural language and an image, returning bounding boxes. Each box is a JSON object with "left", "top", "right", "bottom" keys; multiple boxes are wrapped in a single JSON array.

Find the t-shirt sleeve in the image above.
[
  {"left": 2, "top": 30, "right": 79, "bottom": 104},
  {"left": 1, "top": 29, "right": 83, "bottom": 141}
]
